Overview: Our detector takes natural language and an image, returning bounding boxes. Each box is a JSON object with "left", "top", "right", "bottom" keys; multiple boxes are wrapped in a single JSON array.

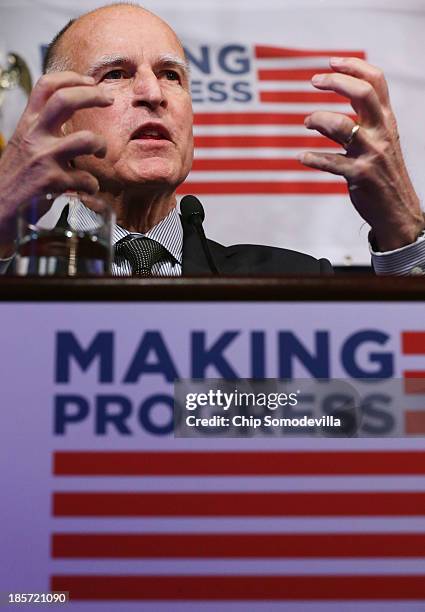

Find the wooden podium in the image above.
[{"left": 1, "top": 276, "right": 425, "bottom": 300}]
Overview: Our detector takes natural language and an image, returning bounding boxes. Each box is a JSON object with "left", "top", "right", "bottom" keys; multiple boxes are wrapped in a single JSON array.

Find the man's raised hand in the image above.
[
  {"left": 0, "top": 71, "right": 113, "bottom": 249},
  {"left": 300, "top": 57, "right": 424, "bottom": 252}
]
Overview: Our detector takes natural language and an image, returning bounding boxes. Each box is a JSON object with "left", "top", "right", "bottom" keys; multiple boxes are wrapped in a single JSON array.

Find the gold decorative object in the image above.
[{"left": 0, "top": 53, "right": 32, "bottom": 155}]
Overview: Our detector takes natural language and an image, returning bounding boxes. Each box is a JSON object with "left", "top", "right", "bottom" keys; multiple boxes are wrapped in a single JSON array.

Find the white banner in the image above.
[{"left": 1, "top": 0, "right": 425, "bottom": 264}]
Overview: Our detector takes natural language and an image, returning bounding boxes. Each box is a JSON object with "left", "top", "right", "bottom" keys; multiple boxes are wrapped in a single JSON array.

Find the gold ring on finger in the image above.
[{"left": 344, "top": 123, "right": 360, "bottom": 150}]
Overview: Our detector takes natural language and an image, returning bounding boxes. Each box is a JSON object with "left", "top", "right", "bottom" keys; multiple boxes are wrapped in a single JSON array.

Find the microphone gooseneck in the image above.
[{"left": 180, "top": 195, "right": 219, "bottom": 275}]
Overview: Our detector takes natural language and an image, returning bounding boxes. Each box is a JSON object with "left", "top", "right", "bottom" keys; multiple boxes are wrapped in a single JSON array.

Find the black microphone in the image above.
[{"left": 180, "top": 195, "right": 220, "bottom": 275}]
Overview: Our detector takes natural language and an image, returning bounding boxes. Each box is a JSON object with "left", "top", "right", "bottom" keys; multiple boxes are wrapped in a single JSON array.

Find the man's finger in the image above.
[
  {"left": 66, "top": 168, "right": 100, "bottom": 195},
  {"left": 37, "top": 86, "right": 114, "bottom": 133},
  {"left": 329, "top": 57, "right": 390, "bottom": 106},
  {"left": 311, "top": 72, "right": 382, "bottom": 127},
  {"left": 54, "top": 130, "right": 107, "bottom": 162},
  {"left": 27, "top": 71, "right": 96, "bottom": 115},
  {"left": 78, "top": 193, "right": 111, "bottom": 214},
  {"left": 298, "top": 151, "right": 353, "bottom": 178},
  {"left": 304, "top": 111, "right": 359, "bottom": 149}
]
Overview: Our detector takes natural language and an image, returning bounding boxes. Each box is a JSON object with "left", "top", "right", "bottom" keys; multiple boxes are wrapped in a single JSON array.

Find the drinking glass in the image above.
[{"left": 15, "top": 193, "right": 114, "bottom": 276}]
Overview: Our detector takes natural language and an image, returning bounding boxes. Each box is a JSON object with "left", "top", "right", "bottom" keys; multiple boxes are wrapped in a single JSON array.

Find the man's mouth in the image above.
[{"left": 130, "top": 123, "right": 171, "bottom": 141}]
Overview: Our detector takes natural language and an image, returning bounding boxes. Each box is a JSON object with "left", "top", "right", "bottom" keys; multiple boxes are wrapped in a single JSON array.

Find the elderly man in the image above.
[{"left": 0, "top": 2, "right": 424, "bottom": 275}]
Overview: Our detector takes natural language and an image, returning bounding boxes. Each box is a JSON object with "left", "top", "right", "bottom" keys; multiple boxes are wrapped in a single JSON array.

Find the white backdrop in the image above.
[{"left": 1, "top": 0, "right": 425, "bottom": 265}]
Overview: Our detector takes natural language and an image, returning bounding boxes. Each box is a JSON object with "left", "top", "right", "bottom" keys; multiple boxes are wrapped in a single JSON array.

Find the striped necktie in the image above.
[{"left": 115, "top": 236, "right": 168, "bottom": 276}]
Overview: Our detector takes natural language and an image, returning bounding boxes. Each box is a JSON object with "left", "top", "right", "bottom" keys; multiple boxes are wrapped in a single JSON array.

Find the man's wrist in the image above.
[{"left": 371, "top": 215, "right": 425, "bottom": 252}]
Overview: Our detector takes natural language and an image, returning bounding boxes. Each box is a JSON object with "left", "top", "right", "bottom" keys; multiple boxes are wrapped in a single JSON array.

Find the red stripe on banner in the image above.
[
  {"left": 194, "top": 112, "right": 309, "bottom": 125},
  {"left": 51, "top": 533, "right": 425, "bottom": 559},
  {"left": 255, "top": 46, "right": 366, "bottom": 60},
  {"left": 258, "top": 69, "right": 332, "bottom": 81},
  {"left": 191, "top": 159, "right": 315, "bottom": 171},
  {"left": 260, "top": 91, "right": 347, "bottom": 104},
  {"left": 404, "top": 381, "right": 425, "bottom": 395},
  {"left": 53, "top": 451, "right": 425, "bottom": 476},
  {"left": 403, "top": 372, "right": 425, "bottom": 394},
  {"left": 52, "top": 492, "right": 425, "bottom": 517},
  {"left": 50, "top": 575, "right": 425, "bottom": 600},
  {"left": 403, "top": 371, "right": 425, "bottom": 395},
  {"left": 402, "top": 332, "right": 425, "bottom": 354},
  {"left": 194, "top": 113, "right": 357, "bottom": 125},
  {"left": 177, "top": 182, "right": 347, "bottom": 195},
  {"left": 405, "top": 411, "right": 425, "bottom": 434},
  {"left": 194, "top": 135, "right": 340, "bottom": 148}
]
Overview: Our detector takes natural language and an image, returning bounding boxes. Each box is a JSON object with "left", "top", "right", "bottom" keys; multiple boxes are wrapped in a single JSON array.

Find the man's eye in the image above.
[
  {"left": 164, "top": 70, "right": 180, "bottom": 82},
  {"left": 103, "top": 69, "right": 126, "bottom": 80}
]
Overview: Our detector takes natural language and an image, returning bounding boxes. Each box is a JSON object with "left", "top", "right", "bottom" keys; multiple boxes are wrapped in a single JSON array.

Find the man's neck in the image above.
[{"left": 100, "top": 186, "right": 177, "bottom": 234}]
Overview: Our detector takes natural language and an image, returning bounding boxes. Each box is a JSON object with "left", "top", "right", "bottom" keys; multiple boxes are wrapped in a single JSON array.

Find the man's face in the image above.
[{"left": 64, "top": 7, "right": 193, "bottom": 192}]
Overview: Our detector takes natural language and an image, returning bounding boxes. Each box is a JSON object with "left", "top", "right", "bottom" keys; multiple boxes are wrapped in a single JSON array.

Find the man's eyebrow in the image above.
[
  {"left": 86, "top": 54, "right": 132, "bottom": 77},
  {"left": 156, "top": 54, "right": 190, "bottom": 78}
]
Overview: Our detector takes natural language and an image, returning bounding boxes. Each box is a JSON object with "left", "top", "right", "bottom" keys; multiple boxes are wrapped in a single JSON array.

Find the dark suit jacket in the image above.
[{"left": 181, "top": 215, "right": 333, "bottom": 276}]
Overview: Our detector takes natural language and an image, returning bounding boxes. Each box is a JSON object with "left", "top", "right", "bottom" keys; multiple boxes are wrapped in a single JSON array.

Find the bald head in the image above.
[{"left": 43, "top": 3, "right": 184, "bottom": 74}]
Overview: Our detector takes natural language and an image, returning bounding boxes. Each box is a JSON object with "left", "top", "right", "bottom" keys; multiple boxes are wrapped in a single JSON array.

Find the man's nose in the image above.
[{"left": 132, "top": 69, "right": 166, "bottom": 110}]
